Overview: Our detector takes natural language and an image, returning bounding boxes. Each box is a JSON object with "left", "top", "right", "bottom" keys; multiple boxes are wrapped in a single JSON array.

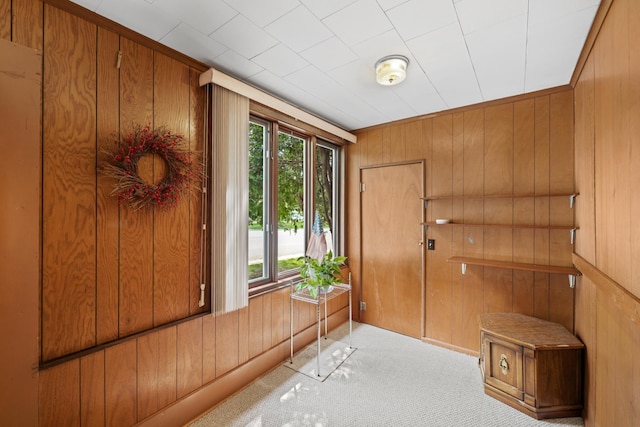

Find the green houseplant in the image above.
[{"left": 297, "top": 251, "right": 347, "bottom": 299}]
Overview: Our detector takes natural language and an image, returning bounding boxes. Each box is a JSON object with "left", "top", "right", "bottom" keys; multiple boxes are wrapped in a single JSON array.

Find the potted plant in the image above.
[{"left": 297, "top": 251, "right": 347, "bottom": 299}]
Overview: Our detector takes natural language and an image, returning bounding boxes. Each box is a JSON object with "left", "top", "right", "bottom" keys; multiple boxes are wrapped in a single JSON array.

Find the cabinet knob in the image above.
[{"left": 499, "top": 354, "right": 509, "bottom": 375}]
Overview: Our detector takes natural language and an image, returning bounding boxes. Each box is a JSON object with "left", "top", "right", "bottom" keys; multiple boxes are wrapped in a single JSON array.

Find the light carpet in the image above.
[
  {"left": 189, "top": 322, "right": 584, "bottom": 427},
  {"left": 284, "top": 337, "right": 356, "bottom": 381}
]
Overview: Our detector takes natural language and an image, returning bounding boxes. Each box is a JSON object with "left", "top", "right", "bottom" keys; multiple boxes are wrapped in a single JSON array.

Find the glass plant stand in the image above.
[{"left": 289, "top": 276, "right": 352, "bottom": 377}]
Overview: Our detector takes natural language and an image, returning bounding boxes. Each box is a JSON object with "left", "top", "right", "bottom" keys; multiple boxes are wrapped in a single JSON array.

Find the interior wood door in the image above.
[{"left": 360, "top": 161, "right": 424, "bottom": 338}]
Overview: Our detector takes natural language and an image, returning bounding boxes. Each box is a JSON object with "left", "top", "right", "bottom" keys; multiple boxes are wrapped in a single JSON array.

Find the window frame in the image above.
[{"left": 248, "top": 114, "right": 344, "bottom": 295}]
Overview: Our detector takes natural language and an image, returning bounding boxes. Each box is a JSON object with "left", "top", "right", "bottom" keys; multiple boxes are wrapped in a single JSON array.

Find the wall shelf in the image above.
[
  {"left": 422, "top": 222, "right": 577, "bottom": 231},
  {"left": 447, "top": 256, "right": 581, "bottom": 288},
  {"left": 422, "top": 193, "right": 579, "bottom": 208}
]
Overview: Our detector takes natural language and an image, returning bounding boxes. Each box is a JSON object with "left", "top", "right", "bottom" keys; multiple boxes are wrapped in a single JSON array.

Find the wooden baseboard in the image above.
[
  {"left": 136, "top": 307, "right": 349, "bottom": 427},
  {"left": 421, "top": 337, "right": 480, "bottom": 358}
]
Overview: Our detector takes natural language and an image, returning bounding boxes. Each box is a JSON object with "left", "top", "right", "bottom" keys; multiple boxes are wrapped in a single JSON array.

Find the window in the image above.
[{"left": 248, "top": 117, "right": 342, "bottom": 288}]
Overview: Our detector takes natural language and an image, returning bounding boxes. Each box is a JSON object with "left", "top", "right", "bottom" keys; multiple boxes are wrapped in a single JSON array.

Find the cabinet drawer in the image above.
[{"left": 483, "top": 333, "right": 523, "bottom": 400}]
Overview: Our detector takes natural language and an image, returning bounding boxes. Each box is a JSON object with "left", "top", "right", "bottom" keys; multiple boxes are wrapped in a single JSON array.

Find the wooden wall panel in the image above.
[
  {"left": 13, "top": 0, "right": 42, "bottom": 50},
  {"left": 137, "top": 327, "right": 177, "bottom": 420},
  {"left": 202, "top": 314, "right": 217, "bottom": 383},
  {"left": 96, "top": 27, "right": 120, "bottom": 345},
  {"left": 39, "top": 361, "right": 80, "bottom": 427},
  {"left": 80, "top": 352, "right": 105, "bottom": 426},
  {"left": 118, "top": 37, "right": 154, "bottom": 337},
  {"left": 0, "top": 0, "right": 9, "bottom": 40},
  {"left": 177, "top": 318, "right": 203, "bottom": 398},
  {"left": 0, "top": 37, "right": 41, "bottom": 426},
  {"left": 388, "top": 123, "right": 405, "bottom": 163},
  {"left": 216, "top": 310, "right": 240, "bottom": 376},
  {"left": 631, "top": 0, "right": 640, "bottom": 297},
  {"left": 248, "top": 297, "right": 264, "bottom": 358},
  {"left": 353, "top": 89, "right": 575, "bottom": 354},
  {"left": 105, "top": 341, "right": 137, "bottom": 426},
  {"left": 42, "top": 5, "right": 97, "bottom": 360},
  {"left": 153, "top": 53, "right": 191, "bottom": 325},
  {"left": 427, "top": 115, "right": 453, "bottom": 342}
]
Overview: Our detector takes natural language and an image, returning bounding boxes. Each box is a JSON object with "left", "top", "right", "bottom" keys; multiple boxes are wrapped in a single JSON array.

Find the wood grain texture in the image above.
[
  {"left": 137, "top": 327, "right": 177, "bottom": 420},
  {"left": 630, "top": 0, "right": 640, "bottom": 298},
  {"left": 248, "top": 297, "right": 263, "bottom": 358},
  {"left": 42, "top": 5, "right": 97, "bottom": 360},
  {"left": 105, "top": 340, "right": 137, "bottom": 426},
  {"left": 216, "top": 310, "right": 239, "bottom": 376},
  {"left": 0, "top": 0, "right": 9, "bottom": 40},
  {"left": 13, "top": 0, "right": 43, "bottom": 50},
  {"left": 118, "top": 37, "right": 154, "bottom": 337},
  {"left": 39, "top": 361, "right": 80, "bottom": 427},
  {"left": 202, "top": 314, "right": 217, "bottom": 383},
  {"left": 177, "top": 318, "right": 203, "bottom": 398},
  {"left": 96, "top": 27, "right": 120, "bottom": 345},
  {"left": 80, "top": 352, "right": 105, "bottom": 426},
  {"left": 0, "top": 36, "right": 41, "bottom": 427},
  {"left": 153, "top": 53, "right": 191, "bottom": 325}
]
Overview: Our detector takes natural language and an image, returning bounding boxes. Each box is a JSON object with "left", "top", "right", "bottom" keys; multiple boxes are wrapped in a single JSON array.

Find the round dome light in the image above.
[{"left": 375, "top": 55, "right": 409, "bottom": 86}]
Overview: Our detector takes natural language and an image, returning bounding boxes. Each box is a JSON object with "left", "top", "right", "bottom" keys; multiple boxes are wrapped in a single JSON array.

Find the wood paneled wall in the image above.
[
  {"left": 37, "top": 3, "right": 207, "bottom": 361},
  {"left": 2, "top": 0, "right": 350, "bottom": 425},
  {"left": 348, "top": 90, "right": 576, "bottom": 355},
  {"left": 573, "top": 0, "right": 640, "bottom": 425},
  {"left": 38, "top": 287, "right": 348, "bottom": 426}
]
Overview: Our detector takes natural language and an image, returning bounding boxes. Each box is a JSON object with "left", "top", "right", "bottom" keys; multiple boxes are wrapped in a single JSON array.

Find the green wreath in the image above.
[{"left": 101, "top": 125, "right": 201, "bottom": 210}]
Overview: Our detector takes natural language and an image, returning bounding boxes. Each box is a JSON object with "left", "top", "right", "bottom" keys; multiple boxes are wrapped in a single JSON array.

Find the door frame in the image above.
[{"left": 358, "top": 160, "right": 426, "bottom": 338}]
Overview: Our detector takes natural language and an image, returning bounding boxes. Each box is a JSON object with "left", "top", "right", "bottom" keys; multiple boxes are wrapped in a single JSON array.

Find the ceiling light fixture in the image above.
[{"left": 375, "top": 55, "right": 409, "bottom": 86}]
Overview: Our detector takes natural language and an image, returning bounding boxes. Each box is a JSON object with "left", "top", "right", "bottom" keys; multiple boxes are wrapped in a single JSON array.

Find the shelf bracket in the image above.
[
  {"left": 461, "top": 263, "right": 467, "bottom": 275},
  {"left": 569, "top": 194, "right": 577, "bottom": 208},
  {"left": 569, "top": 274, "right": 577, "bottom": 288},
  {"left": 570, "top": 228, "right": 576, "bottom": 245}
]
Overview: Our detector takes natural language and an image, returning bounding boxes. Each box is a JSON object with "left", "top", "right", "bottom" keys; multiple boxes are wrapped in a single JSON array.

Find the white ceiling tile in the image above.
[
  {"left": 224, "top": 0, "right": 299, "bottom": 27},
  {"left": 455, "top": 0, "right": 527, "bottom": 35},
  {"left": 252, "top": 44, "right": 309, "bottom": 77},
  {"left": 393, "top": 71, "right": 448, "bottom": 114},
  {"left": 153, "top": 0, "right": 237, "bottom": 34},
  {"left": 387, "top": 0, "right": 457, "bottom": 40},
  {"left": 74, "top": 0, "right": 601, "bottom": 129},
  {"left": 211, "top": 14, "right": 278, "bottom": 59},
  {"left": 465, "top": 14, "right": 527, "bottom": 99},
  {"left": 265, "top": 6, "right": 333, "bottom": 52},
  {"left": 528, "top": 0, "right": 600, "bottom": 26},
  {"left": 377, "top": 0, "right": 410, "bottom": 11},
  {"left": 286, "top": 65, "right": 338, "bottom": 93},
  {"left": 212, "top": 49, "right": 264, "bottom": 79},
  {"left": 350, "top": 29, "right": 412, "bottom": 67},
  {"left": 300, "top": 37, "right": 357, "bottom": 72},
  {"left": 300, "top": 0, "right": 359, "bottom": 20},
  {"left": 160, "top": 23, "right": 227, "bottom": 63},
  {"left": 96, "top": 0, "right": 179, "bottom": 41},
  {"left": 408, "top": 23, "right": 482, "bottom": 108},
  {"left": 526, "top": 5, "right": 598, "bottom": 90},
  {"left": 322, "top": 0, "right": 393, "bottom": 46}
]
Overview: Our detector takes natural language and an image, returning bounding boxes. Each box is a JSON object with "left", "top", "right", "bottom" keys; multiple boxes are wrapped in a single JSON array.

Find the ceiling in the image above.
[{"left": 71, "top": 0, "right": 601, "bottom": 131}]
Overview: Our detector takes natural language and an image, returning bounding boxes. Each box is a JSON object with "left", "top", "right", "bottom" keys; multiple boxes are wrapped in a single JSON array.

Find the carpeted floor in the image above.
[{"left": 189, "top": 322, "right": 584, "bottom": 427}]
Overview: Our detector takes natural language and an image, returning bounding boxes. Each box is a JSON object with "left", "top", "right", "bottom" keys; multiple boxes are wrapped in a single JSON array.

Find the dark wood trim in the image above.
[
  {"left": 137, "top": 307, "right": 350, "bottom": 426},
  {"left": 43, "top": 0, "right": 209, "bottom": 72},
  {"left": 352, "top": 85, "right": 573, "bottom": 133},
  {"left": 39, "top": 312, "right": 210, "bottom": 370},
  {"left": 569, "top": 0, "right": 614, "bottom": 87}
]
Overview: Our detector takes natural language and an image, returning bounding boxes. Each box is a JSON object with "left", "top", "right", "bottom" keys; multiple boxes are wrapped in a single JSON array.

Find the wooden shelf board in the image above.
[
  {"left": 422, "top": 222, "right": 577, "bottom": 230},
  {"left": 447, "top": 256, "right": 580, "bottom": 276},
  {"left": 422, "top": 192, "right": 578, "bottom": 201}
]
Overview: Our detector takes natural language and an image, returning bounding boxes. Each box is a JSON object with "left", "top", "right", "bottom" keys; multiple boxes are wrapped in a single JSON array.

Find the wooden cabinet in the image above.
[{"left": 479, "top": 313, "right": 584, "bottom": 420}]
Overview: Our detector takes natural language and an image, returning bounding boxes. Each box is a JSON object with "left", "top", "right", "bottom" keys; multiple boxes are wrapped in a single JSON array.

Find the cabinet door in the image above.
[{"left": 483, "top": 334, "right": 523, "bottom": 400}]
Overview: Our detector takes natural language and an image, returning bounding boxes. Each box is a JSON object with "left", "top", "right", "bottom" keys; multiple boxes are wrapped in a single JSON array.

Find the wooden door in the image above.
[{"left": 360, "top": 161, "right": 424, "bottom": 338}]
